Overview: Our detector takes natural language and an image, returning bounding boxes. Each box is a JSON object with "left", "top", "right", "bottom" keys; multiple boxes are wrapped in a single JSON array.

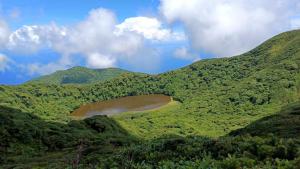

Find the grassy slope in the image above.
[
  {"left": 230, "top": 101, "right": 300, "bottom": 139},
  {"left": 0, "top": 105, "right": 135, "bottom": 167},
  {"left": 0, "top": 30, "right": 300, "bottom": 168},
  {"left": 27, "top": 66, "right": 132, "bottom": 85},
  {"left": 113, "top": 29, "right": 300, "bottom": 138},
  {"left": 113, "top": 101, "right": 182, "bottom": 139},
  {"left": 1, "top": 30, "right": 300, "bottom": 136}
]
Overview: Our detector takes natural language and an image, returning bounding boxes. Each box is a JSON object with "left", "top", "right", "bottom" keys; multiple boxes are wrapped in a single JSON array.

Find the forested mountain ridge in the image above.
[
  {"left": 1, "top": 29, "right": 299, "bottom": 127},
  {"left": 1, "top": 30, "right": 300, "bottom": 168},
  {"left": 26, "top": 66, "right": 133, "bottom": 85}
]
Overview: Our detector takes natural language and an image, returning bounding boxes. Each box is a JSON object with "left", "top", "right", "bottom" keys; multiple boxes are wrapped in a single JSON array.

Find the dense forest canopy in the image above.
[
  {"left": 0, "top": 30, "right": 300, "bottom": 168},
  {"left": 26, "top": 66, "right": 132, "bottom": 85}
]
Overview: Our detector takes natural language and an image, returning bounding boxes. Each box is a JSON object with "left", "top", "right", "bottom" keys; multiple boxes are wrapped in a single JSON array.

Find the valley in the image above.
[{"left": 0, "top": 30, "right": 300, "bottom": 168}]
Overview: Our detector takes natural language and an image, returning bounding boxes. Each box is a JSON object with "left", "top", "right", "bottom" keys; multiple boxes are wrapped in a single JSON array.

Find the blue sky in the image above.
[
  {"left": 0, "top": 0, "right": 299, "bottom": 84},
  {"left": 1, "top": 0, "right": 160, "bottom": 27}
]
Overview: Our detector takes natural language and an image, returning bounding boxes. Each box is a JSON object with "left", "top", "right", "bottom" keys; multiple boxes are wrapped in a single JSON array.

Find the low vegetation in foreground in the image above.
[
  {"left": 1, "top": 103, "right": 300, "bottom": 168},
  {"left": 0, "top": 30, "right": 300, "bottom": 168}
]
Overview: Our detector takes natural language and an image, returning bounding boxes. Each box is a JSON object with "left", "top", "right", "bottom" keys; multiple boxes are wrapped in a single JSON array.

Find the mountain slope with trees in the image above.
[
  {"left": 27, "top": 66, "right": 133, "bottom": 85},
  {"left": 0, "top": 30, "right": 300, "bottom": 168}
]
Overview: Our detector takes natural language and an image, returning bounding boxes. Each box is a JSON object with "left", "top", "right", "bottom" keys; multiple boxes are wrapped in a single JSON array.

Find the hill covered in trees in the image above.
[
  {"left": 230, "top": 101, "right": 300, "bottom": 139},
  {"left": 27, "top": 66, "right": 132, "bottom": 85},
  {"left": 0, "top": 30, "right": 300, "bottom": 168}
]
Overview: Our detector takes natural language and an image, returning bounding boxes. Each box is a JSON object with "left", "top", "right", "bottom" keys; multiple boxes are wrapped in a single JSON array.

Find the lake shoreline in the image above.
[{"left": 70, "top": 94, "right": 172, "bottom": 119}]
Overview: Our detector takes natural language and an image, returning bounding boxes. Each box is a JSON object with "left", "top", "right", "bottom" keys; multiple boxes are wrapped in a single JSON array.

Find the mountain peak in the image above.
[{"left": 27, "top": 67, "right": 132, "bottom": 85}]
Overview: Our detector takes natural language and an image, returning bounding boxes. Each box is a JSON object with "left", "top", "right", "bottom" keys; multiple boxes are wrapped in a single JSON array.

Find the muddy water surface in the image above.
[{"left": 71, "top": 94, "right": 171, "bottom": 118}]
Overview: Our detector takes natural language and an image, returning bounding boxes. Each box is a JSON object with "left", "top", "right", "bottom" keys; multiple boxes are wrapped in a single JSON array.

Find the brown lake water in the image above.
[{"left": 71, "top": 94, "right": 171, "bottom": 118}]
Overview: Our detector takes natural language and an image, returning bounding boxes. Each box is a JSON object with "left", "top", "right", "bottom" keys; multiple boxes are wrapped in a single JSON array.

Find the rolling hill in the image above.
[
  {"left": 26, "top": 66, "right": 133, "bottom": 85},
  {"left": 230, "top": 101, "right": 300, "bottom": 139},
  {"left": 0, "top": 29, "right": 300, "bottom": 168}
]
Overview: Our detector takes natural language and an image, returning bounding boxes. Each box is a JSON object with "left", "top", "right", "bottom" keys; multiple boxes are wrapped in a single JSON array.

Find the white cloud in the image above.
[
  {"left": 115, "top": 16, "right": 185, "bottom": 41},
  {"left": 174, "top": 47, "right": 199, "bottom": 61},
  {"left": 0, "top": 20, "right": 10, "bottom": 49},
  {"left": 160, "top": 0, "right": 300, "bottom": 57},
  {"left": 8, "top": 23, "right": 67, "bottom": 54},
  {"left": 7, "top": 8, "right": 163, "bottom": 75},
  {"left": 25, "top": 55, "right": 72, "bottom": 75},
  {"left": 0, "top": 53, "right": 10, "bottom": 72},
  {"left": 27, "top": 63, "right": 67, "bottom": 76},
  {"left": 86, "top": 53, "right": 116, "bottom": 68},
  {"left": 291, "top": 18, "right": 300, "bottom": 29},
  {"left": 54, "top": 8, "right": 147, "bottom": 70}
]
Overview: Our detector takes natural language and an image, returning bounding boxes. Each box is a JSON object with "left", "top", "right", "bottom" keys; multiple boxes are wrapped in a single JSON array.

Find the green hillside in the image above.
[
  {"left": 230, "top": 101, "right": 300, "bottom": 139},
  {"left": 0, "top": 105, "right": 135, "bottom": 168},
  {"left": 1, "top": 30, "right": 300, "bottom": 168},
  {"left": 27, "top": 66, "right": 132, "bottom": 85}
]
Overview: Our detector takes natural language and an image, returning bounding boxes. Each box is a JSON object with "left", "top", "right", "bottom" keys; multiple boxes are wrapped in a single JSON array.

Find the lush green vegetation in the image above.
[
  {"left": 27, "top": 66, "right": 132, "bottom": 85},
  {"left": 110, "top": 134, "right": 300, "bottom": 168},
  {"left": 0, "top": 105, "right": 135, "bottom": 168},
  {"left": 109, "top": 101, "right": 300, "bottom": 168},
  {"left": 230, "top": 101, "right": 300, "bottom": 139},
  {"left": 1, "top": 102, "right": 300, "bottom": 168},
  {"left": 0, "top": 30, "right": 300, "bottom": 168}
]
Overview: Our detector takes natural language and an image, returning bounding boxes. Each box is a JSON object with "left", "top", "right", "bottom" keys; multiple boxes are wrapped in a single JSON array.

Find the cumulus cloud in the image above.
[
  {"left": 86, "top": 53, "right": 116, "bottom": 68},
  {"left": 115, "top": 16, "right": 185, "bottom": 41},
  {"left": 160, "top": 0, "right": 300, "bottom": 57},
  {"left": 0, "top": 20, "right": 10, "bottom": 49},
  {"left": 54, "top": 8, "right": 146, "bottom": 69},
  {"left": 25, "top": 55, "right": 73, "bottom": 75},
  {"left": 7, "top": 23, "right": 67, "bottom": 54},
  {"left": 0, "top": 53, "right": 10, "bottom": 72},
  {"left": 6, "top": 8, "right": 174, "bottom": 75},
  {"left": 27, "top": 63, "right": 67, "bottom": 76},
  {"left": 174, "top": 47, "right": 199, "bottom": 61}
]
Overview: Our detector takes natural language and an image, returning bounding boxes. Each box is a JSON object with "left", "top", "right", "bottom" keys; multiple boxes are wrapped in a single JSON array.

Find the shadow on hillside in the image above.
[
  {"left": 2, "top": 104, "right": 300, "bottom": 168},
  {"left": 0, "top": 105, "right": 136, "bottom": 167},
  {"left": 229, "top": 102, "right": 300, "bottom": 139}
]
